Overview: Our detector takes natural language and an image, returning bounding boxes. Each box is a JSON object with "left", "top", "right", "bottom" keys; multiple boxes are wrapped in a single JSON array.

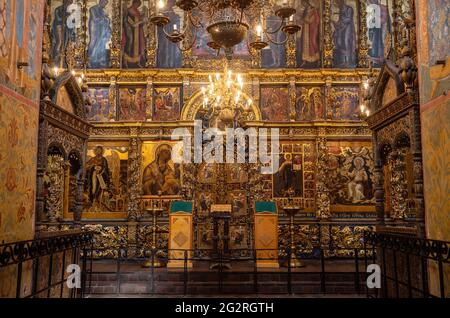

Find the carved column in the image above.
[
  {"left": 73, "top": 177, "right": 84, "bottom": 226},
  {"left": 324, "top": 78, "right": 333, "bottom": 119},
  {"left": 110, "top": 0, "right": 121, "bottom": 68},
  {"left": 288, "top": 76, "right": 296, "bottom": 121},
  {"left": 109, "top": 76, "right": 117, "bottom": 121},
  {"left": 323, "top": 0, "right": 333, "bottom": 68},
  {"left": 146, "top": 77, "right": 154, "bottom": 121},
  {"left": 373, "top": 133, "right": 385, "bottom": 225},
  {"left": 316, "top": 137, "right": 331, "bottom": 220},
  {"left": 358, "top": 0, "right": 369, "bottom": 68},
  {"left": 286, "top": 36, "right": 296, "bottom": 68},
  {"left": 36, "top": 117, "right": 49, "bottom": 224},
  {"left": 146, "top": 1, "right": 157, "bottom": 68},
  {"left": 127, "top": 137, "right": 142, "bottom": 221},
  {"left": 411, "top": 107, "right": 425, "bottom": 237}
]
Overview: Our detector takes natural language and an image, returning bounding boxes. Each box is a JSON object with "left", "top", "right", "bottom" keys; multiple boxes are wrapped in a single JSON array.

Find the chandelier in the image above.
[
  {"left": 151, "top": 0, "right": 301, "bottom": 59},
  {"left": 197, "top": 65, "right": 253, "bottom": 128}
]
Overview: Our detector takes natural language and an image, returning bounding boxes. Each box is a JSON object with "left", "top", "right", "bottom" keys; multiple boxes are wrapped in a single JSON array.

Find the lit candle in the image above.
[
  {"left": 366, "top": 109, "right": 370, "bottom": 117},
  {"left": 289, "top": 15, "right": 294, "bottom": 23},
  {"left": 53, "top": 66, "right": 59, "bottom": 76},
  {"left": 173, "top": 24, "right": 177, "bottom": 31},
  {"left": 247, "top": 99, "right": 253, "bottom": 107},
  {"left": 360, "top": 104, "right": 366, "bottom": 113},
  {"left": 363, "top": 80, "right": 369, "bottom": 90},
  {"left": 157, "top": 0, "right": 164, "bottom": 12},
  {"left": 256, "top": 24, "right": 262, "bottom": 37},
  {"left": 201, "top": 86, "right": 206, "bottom": 95},
  {"left": 215, "top": 73, "right": 220, "bottom": 81}
]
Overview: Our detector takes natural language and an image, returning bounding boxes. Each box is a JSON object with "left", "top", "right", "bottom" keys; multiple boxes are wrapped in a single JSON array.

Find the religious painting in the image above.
[
  {"left": 427, "top": 0, "right": 450, "bottom": 66},
  {"left": 153, "top": 86, "right": 181, "bottom": 121},
  {"left": 296, "top": 86, "right": 325, "bottom": 121},
  {"left": 87, "top": 87, "right": 115, "bottom": 121},
  {"left": 273, "top": 145, "right": 303, "bottom": 198},
  {"left": 366, "top": 0, "right": 393, "bottom": 67},
  {"left": 87, "top": 0, "right": 112, "bottom": 69},
  {"left": 50, "top": 0, "right": 82, "bottom": 67},
  {"left": 327, "top": 86, "right": 360, "bottom": 120},
  {"left": 197, "top": 191, "right": 214, "bottom": 216},
  {"left": 118, "top": 86, "right": 147, "bottom": 121},
  {"left": 141, "top": 142, "right": 181, "bottom": 196},
  {"left": 230, "top": 225, "right": 247, "bottom": 249},
  {"left": 331, "top": 0, "right": 358, "bottom": 68},
  {"left": 198, "top": 163, "right": 216, "bottom": 184},
  {"left": 262, "top": 0, "right": 287, "bottom": 68},
  {"left": 226, "top": 164, "right": 248, "bottom": 183},
  {"left": 83, "top": 143, "right": 129, "bottom": 213},
  {"left": 122, "top": 0, "right": 149, "bottom": 68},
  {"left": 296, "top": 0, "right": 322, "bottom": 68},
  {"left": 228, "top": 191, "right": 247, "bottom": 216},
  {"left": 327, "top": 144, "right": 375, "bottom": 206},
  {"left": 156, "top": 0, "right": 182, "bottom": 68},
  {"left": 260, "top": 86, "right": 290, "bottom": 122}
]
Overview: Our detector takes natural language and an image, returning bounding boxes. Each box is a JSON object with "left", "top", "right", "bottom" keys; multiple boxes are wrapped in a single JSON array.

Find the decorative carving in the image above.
[
  {"left": 127, "top": 138, "right": 142, "bottom": 221},
  {"left": 45, "top": 155, "right": 65, "bottom": 222},
  {"left": 316, "top": 138, "right": 331, "bottom": 219}
]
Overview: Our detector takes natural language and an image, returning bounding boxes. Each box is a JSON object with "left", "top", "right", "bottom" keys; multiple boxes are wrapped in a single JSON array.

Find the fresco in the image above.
[
  {"left": 87, "top": 87, "right": 115, "bottom": 121},
  {"left": 122, "top": 0, "right": 149, "bottom": 68},
  {"left": 427, "top": 0, "right": 450, "bottom": 66},
  {"left": 156, "top": 0, "right": 182, "bottom": 68},
  {"left": 119, "top": 87, "right": 147, "bottom": 121},
  {"left": 273, "top": 143, "right": 304, "bottom": 198},
  {"left": 260, "top": 86, "right": 290, "bottom": 121},
  {"left": 141, "top": 142, "right": 181, "bottom": 196},
  {"left": 327, "top": 145, "right": 375, "bottom": 206},
  {"left": 50, "top": 0, "right": 82, "bottom": 67},
  {"left": 0, "top": 0, "right": 43, "bottom": 101},
  {"left": 331, "top": 0, "right": 358, "bottom": 68},
  {"left": 327, "top": 86, "right": 360, "bottom": 120},
  {"left": 83, "top": 143, "right": 129, "bottom": 213},
  {"left": 366, "top": 0, "right": 393, "bottom": 67},
  {"left": 153, "top": 86, "right": 181, "bottom": 121},
  {"left": 87, "top": 0, "right": 112, "bottom": 69},
  {"left": 296, "top": 0, "right": 322, "bottom": 68},
  {"left": 296, "top": 86, "right": 325, "bottom": 121},
  {"left": 261, "top": 1, "right": 287, "bottom": 68},
  {"left": 0, "top": 90, "right": 39, "bottom": 243}
]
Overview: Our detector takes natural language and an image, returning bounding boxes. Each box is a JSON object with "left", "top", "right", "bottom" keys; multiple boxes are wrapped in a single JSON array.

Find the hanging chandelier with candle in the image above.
[
  {"left": 151, "top": 0, "right": 302, "bottom": 59},
  {"left": 198, "top": 66, "right": 254, "bottom": 128}
]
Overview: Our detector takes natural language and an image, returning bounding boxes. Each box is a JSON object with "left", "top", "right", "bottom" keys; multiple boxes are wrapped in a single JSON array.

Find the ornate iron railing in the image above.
[
  {"left": 0, "top": 232, "right": 93, "bottom": 298},
  {"left": 363, "top": 231, "right": 449, "bottom": 298}
]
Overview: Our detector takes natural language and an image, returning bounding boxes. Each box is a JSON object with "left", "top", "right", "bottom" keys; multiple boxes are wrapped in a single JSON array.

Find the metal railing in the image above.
[
  {"left": 82, "top": 246, "right": 368, "bottom": 296},
  {"left": 363, "top": 231, "right": 449, "bottom": 298},
  {"left": 0, "top": 232, "right": 93, "bottom": 298}
]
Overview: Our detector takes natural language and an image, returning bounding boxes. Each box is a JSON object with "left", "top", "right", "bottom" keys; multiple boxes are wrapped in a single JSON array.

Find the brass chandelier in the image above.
[
  {"left": 198, "top": 65, "right": 253, "bottom": 128},
  {"left": 151, "top": 0, "right": 302, "bottom": 59}
]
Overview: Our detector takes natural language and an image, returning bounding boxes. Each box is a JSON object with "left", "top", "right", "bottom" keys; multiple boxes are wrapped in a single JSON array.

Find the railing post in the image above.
[
  {"left": 116, "top": 248, "right": 121, "bottom": 295},
  {"left": 253, "top": 249, "right": 258, "bottom": 294},
  {"left": 184, "top": 250, "right": 188, "bottom": 296},
  {"left": 60, "top": 250, "right": 66, "bottom": 298},
  {"left": 354, "top": 248, "right": 360, "bottom": 295},
  {"left": 151, "top": 249, "right": 155, "bottom": 294},
  {"left": 287, "top": 248, "right": 292, "bottom": 295},
  {"left": 320, "top": 248, "right": 326, "bottom": 294}
]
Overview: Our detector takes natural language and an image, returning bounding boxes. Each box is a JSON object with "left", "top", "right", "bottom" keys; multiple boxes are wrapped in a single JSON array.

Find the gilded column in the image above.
[
  {"left": 316, "top": 137, "right": 331, "bottom": 220},
  {"left": 358, "top": 0, "right": 369, "bottom": 68},
  {"left": 109, "top": 76, "right": 117, "bottom": 121},
  {"left": 146, "top": 77, "right": 154, "bottom": 121},
  {"left": 286, "top": 37, "right": 297, "bottom": 68},
  {"left": 323, "top": 0, "right": 333, "bottom": 68},
  {"left": 110, "top": 0, "right": 121, "bottom": 68},
  {"left": 373, "top": 133, "right": 385, "bottom": 226},
  {"left": 288, "top": 76, "right": 296, "bottom": 121},
  {"left": 127, "top": 137, "right": 142, "bottom": 221},
  {"left": 146, "top": 1, "right": 157, "bottom": 67}
]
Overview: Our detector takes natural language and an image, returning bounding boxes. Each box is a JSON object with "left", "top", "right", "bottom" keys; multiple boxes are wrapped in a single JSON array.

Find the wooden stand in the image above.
[
  {"left": 167, "top": 202, "right": 194, "bottom": 269},
  {"left": 254, "top": 202, "right": 279, "bottom": 268}
]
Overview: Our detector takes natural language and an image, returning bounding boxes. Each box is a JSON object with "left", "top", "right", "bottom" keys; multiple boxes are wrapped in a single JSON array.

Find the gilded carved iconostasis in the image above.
[{"left": 36, "top": 0, "right": 413, "bottom": 255}]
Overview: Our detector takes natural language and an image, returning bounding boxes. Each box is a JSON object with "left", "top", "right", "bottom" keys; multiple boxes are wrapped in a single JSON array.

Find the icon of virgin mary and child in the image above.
[{"left": 142, "top": 144, "right": 181, "bottom": 196}]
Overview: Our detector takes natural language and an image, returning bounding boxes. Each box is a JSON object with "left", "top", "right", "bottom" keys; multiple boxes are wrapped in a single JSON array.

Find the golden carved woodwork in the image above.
[
  {"left": 254, "top": 212, "right": 279, "bottom": 268},
  {"left": 168, "top": 212, "right": 193, "bottom": 268}
]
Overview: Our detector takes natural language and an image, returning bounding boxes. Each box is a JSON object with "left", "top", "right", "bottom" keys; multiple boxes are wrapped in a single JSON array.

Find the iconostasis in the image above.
[{"left": 39, "top": 0, "right": 405, "bottom": 253}]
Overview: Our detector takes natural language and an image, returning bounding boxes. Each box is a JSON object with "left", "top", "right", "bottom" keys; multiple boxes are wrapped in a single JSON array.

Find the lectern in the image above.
[
  {"left": 254, "top": 201, "right": 279, "bottom": 268},
  {"left": 167, "top": 201, "right": 193, "bottom": 269}
]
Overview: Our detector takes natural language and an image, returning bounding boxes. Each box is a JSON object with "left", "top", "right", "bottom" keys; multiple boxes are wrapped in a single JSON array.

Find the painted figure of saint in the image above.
[
  {"left": 52, "top": 0, "right": 77, "bottom": 66},
  {"left": 85, "top": 146, "right": 110, "bottom": 206},
  {"left": 297, "top": 0, "right": 321, "bottom": 67},
  {"left": 142, "top": 144, "right": 181, "bottom": 195},
  {"left": 122, "top": 0, "right": 147, "bottom": 68},
  {"left": 156, "top": 0, "right": 182, "bottom": 68},
  {"left": 262, "top": 15, "right": 286, "bottom": 68},
  {"left": 367, "top": 0, "right": 391, "bottom": 66},
  {"left": 333, "top": 0, "right": 357, "bottom": 68},
  {"left": 346, "top": 157, "right": 372, "bottom": 203},
  {"left": 88, "top": 0, "right": 111, "bottom": 68}
]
